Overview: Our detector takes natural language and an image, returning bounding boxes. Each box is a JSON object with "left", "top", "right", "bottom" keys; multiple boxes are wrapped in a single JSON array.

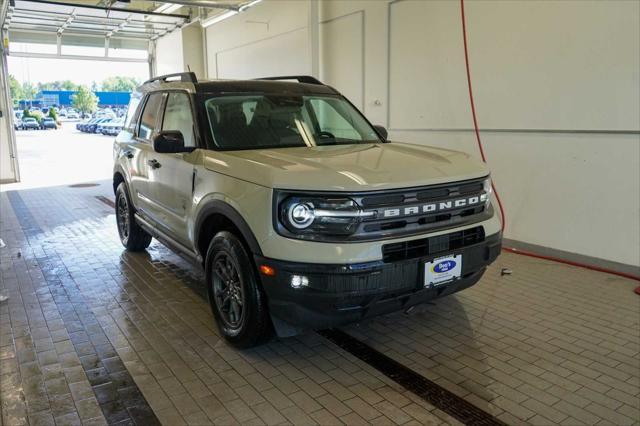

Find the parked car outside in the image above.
[
  {"left": 76, "top": 120, "right": 87, "bottom": 131},
  {"left": 14, "top": 118, "right": 22, "bottom": 130},
  {"left": 77, "top": 118, "right": 97, "bottom": 132},
  {"left": 96, "top": 119, "right": 112, "bottom": 134},
  {"left": 101, "top": 118, "right": 124, "bottom": 136},
  {"left": 67, "top": 111, "right": 79, "bottom": 120},
  {"left": 21, "top": 117, "right": 40, "bottom": 130},
  {"left": 41, "top": 117, "right": 57, "bottom": 130},
  {"left": 87, "top": 118, "right": 111, "bottom": 133}
]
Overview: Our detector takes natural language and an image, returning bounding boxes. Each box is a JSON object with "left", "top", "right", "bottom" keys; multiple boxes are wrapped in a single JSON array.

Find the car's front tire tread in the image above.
[
  {"left": 206, "top": 231, "right": 273, "bottom": 348},
  {"left": 115, "top": 183, "right": 152, "bottom": 252}
]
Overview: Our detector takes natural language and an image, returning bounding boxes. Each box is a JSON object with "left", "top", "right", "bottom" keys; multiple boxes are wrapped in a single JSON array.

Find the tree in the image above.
[
  {"left": 8, "top": 75, "right": 24, "bottom": 102},
  {"left": 101, "top": 76, "right": 140, "bottom": 92},
  {"left": 24, "top": 109, "right": 43, "bottom": 124},
  {"left": 21, "top": 81, "right": 37, "bottom": 100},
  {"left": 62, "top": 81, "right": 78, "bottom": 91},
  {"left": 72, "top": 86, "right": 98, "bottom": 115},
  {"left": 48, "top": 107, "right": 58, "bottom": 122},
  {"left": 38, "top": 80, "right": 78, "bottom": 91}
]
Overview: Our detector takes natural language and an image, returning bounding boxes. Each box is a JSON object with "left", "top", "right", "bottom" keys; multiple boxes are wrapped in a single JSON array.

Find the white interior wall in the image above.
[
  {"left": 205, "top": 0, "right": 310, "bottom": 79},
  {"left": 319, "top": 11, "right": 364, "bottom": 110},
  {"left": 180, "top": 23, "right": 205, "bottom": 79},
  {"left": 189, "top": 0, "right": 640, "bottom": 267},
  {"left": 155, "top": 29, "right": 184, "bottom": 76}
]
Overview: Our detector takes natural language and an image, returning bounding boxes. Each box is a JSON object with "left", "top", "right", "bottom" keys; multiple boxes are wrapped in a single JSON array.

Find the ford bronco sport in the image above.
[{"left": 113, "top": 72, "right": 502, "bottom": 348}]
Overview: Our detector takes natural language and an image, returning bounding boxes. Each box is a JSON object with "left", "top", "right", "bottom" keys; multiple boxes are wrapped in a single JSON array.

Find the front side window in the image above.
[
  {"left": 203, "top": 94, "right": 380, "bottom": 150},
  {"left": 138, "top": 93, "right": 163, "bottom": 140},
  {"left": 162, "top": 92, "right": 196, "bottom": 147}
]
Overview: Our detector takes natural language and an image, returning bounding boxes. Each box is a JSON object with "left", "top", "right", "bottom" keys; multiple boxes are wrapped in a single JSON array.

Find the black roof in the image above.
[{"left": 194, "top": 79, "right": 340, "bottom": 96}]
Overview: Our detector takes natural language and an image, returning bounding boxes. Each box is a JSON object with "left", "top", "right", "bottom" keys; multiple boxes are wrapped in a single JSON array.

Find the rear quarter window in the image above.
[{"left": 123, "top": 92, "right": 142, "bottom": 132}]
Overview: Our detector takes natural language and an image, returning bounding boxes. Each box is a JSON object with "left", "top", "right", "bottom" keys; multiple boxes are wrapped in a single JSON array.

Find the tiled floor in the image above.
[{"left": 1, "top": 181, "right": 638, "bottom": 426}]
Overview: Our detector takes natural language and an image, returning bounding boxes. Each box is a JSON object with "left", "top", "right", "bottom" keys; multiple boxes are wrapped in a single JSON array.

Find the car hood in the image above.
[{"left": 202, "top": 142, "right": 489, "bottom": 192}]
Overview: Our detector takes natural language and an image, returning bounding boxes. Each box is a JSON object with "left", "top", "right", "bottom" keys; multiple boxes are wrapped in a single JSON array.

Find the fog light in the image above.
[{"left": 290, "top": 275, "right": 309, "bottom": 288}]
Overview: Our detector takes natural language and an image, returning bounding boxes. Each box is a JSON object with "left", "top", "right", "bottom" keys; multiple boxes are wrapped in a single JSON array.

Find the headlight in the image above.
[
  {"left": 287, "top": 202, "right": 315, "bottom": 229},
  {"left": 483, "top": 176, "right": 492, "bottom": 207},
  {"left": 279, "top": 195, "right": 373, "bottom": 238}
]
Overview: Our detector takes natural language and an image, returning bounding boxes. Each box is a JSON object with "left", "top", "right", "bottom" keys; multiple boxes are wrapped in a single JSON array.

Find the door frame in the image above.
[{"left": 0, "top": 27, "right": 20, "bottom": 184}]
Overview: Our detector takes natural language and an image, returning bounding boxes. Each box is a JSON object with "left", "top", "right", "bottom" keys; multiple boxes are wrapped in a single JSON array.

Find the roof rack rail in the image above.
[
  {"left": 257, "top": 76, "right": 324, "bottom": 85},
  {"left": 144, "top": 72, "right": 197, "bottom": 85}
]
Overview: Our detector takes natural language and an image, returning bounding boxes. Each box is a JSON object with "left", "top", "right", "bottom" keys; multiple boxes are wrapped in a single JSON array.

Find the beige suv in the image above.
[{"left": 113, "top": 73, "right": 502, "bottom": 348}]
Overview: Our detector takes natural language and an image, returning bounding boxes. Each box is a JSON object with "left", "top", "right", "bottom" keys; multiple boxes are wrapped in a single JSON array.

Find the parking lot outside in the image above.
[{"left": 1, "top": 121, "right": 114, "bottom": 191}]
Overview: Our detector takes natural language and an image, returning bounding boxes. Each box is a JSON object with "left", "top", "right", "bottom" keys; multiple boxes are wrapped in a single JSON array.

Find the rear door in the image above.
[
  {"left": 126, "top": 92, "right": 164, "bottom": 223},
  {"left": 148, "top": 91, "right": 200, "bottom": 245}
]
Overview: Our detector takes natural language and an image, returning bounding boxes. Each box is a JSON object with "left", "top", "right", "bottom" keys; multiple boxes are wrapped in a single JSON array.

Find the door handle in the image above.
[
  {"left": 148, "top": 159, "right": 161, "bottom": 169},
  {"left": 122, "top": 149, "right": 134, "bottom": 159}
]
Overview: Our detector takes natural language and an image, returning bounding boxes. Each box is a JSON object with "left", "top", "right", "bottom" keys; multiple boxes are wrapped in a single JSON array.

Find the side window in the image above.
[
  {"left": 123, "top": 93, "right": 142, "bottom": 131},
  {"left": 138, "top": 93, "right": 163, "bottom": 141},
  {"left": 161, "top": 92, "right": 196, "bottom": 147}
]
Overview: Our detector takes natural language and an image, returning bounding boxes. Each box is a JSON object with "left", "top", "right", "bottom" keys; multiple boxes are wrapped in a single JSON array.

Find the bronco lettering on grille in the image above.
[{"left": 380, "top": 193, "right": 487, "bottom": 218}]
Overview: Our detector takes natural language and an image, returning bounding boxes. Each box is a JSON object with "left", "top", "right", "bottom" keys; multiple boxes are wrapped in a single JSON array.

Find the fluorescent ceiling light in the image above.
[
  {"left": 201, "top": 9, "right": 238, "bottom": 27},
  {"left": 154, "top": 3, "right": 182, "bottom": 14},
  {"left": 201, "top": 0, "right": 263, "bottom": 28},
  {"left": 239, "top": 0, "right": 263, "bottom": 12}
]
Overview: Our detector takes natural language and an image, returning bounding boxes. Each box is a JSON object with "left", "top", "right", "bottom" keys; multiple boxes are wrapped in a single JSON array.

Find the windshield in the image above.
[{"left": 204, "top": 94, "right": 381, "bottom": 150}]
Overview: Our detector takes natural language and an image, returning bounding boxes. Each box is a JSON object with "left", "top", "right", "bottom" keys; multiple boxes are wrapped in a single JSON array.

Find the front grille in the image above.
[
  {"left": 349, "top": 176, "right": 491, "bottom": 240},
  {"left": 303, "top": 263, "right": 419, "bottom": 294},
  {"left": 382, "top": 226, "right": 485, "bottom": 263}
]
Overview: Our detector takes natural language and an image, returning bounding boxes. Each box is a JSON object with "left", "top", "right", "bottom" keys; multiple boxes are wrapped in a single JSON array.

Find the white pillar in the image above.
[{"left": 308, "top": 0, "right": 320, "bottom": 78}]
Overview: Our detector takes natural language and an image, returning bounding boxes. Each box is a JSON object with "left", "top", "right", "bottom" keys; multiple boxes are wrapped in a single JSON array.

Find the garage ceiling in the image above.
[{"left": 3, "top": 0, "right": 189, "bottom": 42}]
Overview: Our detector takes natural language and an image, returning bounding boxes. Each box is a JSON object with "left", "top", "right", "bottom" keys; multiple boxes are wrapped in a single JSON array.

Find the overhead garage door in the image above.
[{"left": 0, "top": 0, "right": 188, "bottom": 183}]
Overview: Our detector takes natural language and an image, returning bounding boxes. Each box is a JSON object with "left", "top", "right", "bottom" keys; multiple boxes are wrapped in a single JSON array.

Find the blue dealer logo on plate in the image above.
[{"left": 432, "top": 260, "right": 456, "bottom": 273}]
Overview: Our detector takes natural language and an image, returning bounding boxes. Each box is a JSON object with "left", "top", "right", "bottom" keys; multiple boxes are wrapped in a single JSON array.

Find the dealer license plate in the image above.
[{"left": 424, "top": 254, "right": 462, "bottom": 288}]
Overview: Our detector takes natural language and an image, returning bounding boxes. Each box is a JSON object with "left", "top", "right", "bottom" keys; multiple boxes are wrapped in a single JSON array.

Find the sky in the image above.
[{"left": 8, "top": 56, "right": 150, "bottom": 86}]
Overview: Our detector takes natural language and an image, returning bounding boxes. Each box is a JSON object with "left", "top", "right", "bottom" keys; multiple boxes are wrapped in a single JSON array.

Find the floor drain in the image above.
[{"left": 69, "top": 183, "right": 99, "bottom": 188}]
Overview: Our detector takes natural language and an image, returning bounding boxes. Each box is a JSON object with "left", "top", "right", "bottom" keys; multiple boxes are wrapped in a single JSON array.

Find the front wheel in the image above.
[
  {"left": 115, "top": 183, "right": 152, "bottom": 251},
  {"left": 205, "top": 231, "right": 273, "bottom": 348}
]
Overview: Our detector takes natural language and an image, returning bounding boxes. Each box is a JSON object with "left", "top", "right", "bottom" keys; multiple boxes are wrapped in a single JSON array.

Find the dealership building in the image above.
[{"left": 18, "top": 90, "right": 131, "bottom": 109}]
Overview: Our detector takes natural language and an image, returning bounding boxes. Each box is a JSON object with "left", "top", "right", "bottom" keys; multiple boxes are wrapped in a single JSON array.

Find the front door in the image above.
[
  {"left": 128, "top": 92, "right": 164, "bottom": 223},
  {"left": 148, "top": 91, "right": 200, "bottom": 246}
]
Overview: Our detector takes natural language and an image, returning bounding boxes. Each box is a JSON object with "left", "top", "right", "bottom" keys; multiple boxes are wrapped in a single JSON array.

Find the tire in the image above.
[
  {"left": 115, "top": 182, "right": 152, "bottom": 251},
  {"left": 205, "top": 231, "right": 273, "bottom": 348}
]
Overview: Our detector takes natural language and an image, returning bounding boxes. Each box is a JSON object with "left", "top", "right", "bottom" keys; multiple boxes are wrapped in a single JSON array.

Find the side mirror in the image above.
[
  {"left": 153, "top": 131, "right": 192, "bottom": 153},
  {"left": 373, "top": 125, "right": 388, "bottom": 141}
]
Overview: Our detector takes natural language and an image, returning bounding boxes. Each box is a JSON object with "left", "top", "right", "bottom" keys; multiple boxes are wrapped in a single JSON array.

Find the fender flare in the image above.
[
  {"left": 195, "top": 200, "right": 263, "bottom": 257},
  {"left": 112, "top": 165, "right": 128, "bottom": 194}
]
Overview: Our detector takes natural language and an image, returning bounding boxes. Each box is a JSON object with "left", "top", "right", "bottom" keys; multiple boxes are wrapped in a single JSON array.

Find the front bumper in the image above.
[{"left": 257, "top": 231, "right": 502, "bottom": 332}]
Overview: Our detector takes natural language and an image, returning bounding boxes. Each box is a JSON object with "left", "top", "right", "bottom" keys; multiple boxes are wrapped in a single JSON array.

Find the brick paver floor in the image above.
[{"left": 1, "top": 181, "right": 638, "bottom": 425}]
